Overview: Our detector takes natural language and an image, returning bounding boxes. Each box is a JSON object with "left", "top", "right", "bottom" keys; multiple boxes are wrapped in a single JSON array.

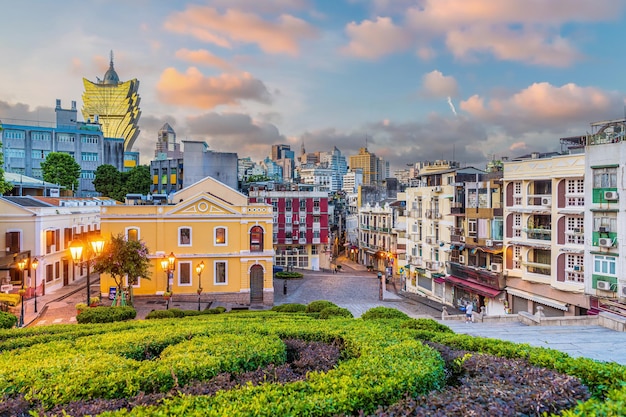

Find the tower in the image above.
[{"left": 82, "top": 51, "right": 141, "bottom": 151}]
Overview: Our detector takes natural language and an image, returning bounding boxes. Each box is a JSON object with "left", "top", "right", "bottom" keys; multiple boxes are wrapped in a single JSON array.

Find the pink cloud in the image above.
[
  {"left": 509, "top": 141, "right": 528, "bottom": 151},
  {"left": 174, "top": 48, "right": 233, "bottom": 71},
  {"left": 341, "top": 16, "right": 411, "bottom": 59},
  {"left": 156, "top": 67, "right": 272, "bottom": 109},
  {"left": 421, "top": 70, "right": 459, "bottom": 98},
  {"left": 164, "top": 6, "right": 318, "bottom": 55}
]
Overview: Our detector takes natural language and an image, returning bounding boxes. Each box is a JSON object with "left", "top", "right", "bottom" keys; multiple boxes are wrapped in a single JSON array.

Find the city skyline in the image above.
[{"left": 1, "top": 1, "right": 626, "bottom": 171}]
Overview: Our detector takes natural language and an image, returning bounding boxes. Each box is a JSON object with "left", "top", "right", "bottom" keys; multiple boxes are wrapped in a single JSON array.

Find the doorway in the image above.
[{"left": 250, "top": 265, "right": 264, "bottom": 304}]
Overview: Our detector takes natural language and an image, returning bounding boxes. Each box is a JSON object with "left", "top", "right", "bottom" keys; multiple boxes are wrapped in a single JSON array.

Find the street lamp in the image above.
[
  {"left": 161, "top": 252, "right": 176, "bottom": 309},
  {"left": 69, "top": 237, "right": 106, "bottom": 306},
  {"left": 17, "top": 258, "right": 28, "bottom": 327},
  {"left": 31, "top": 258, "right": 39, "bottom": 313},
  {"left": 89, "top": 237, "right": 106, "bottom": 304},
  {"left": 69, "top": 240, "right": 84, "bottom": 301},
  {"left": 196, "top": 261, "right": 205, "bottom": 311}
]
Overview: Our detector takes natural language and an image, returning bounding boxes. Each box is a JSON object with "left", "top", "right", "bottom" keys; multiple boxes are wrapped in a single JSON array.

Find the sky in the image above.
[{"left": 1, "top": 0, "right": 626, "bottom": 173}]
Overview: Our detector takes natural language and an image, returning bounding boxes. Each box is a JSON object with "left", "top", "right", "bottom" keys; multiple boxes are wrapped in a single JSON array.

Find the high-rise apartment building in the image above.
[
  {"left": 349, "top": 147, "right": 381, "bottom": 185},
  {"left": 82, "top": 52, "right": 141, "bottom": 152}
]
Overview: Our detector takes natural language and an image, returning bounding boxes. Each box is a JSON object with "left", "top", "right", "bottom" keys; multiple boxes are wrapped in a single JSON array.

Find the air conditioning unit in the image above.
[
  {"left": 435, "top": 212, "right": 442, "bottom": 219},
  {"left": 598, "top": 226, "right": 608, "bottom": 234},
  {"left": 425, "top": 210, "right": 432, "bottom": 218},
  {"left": 597, "top": 280, "right": 612, "bottom": 291},
  {"left": 425, "top": 261, "right": 432, "bottom": 270},
  {"left": 434, "top": 186, "right": 442, "bottom": 192},
  {"left": 604, "top": 191, "right": 619, "bottom": 201},
  {"left": 458, "top": 255, "right": 465, "bottom": 263},
  {"left": 485, "top": 239, "right": 493, "bottom": 247},
  {"left": 491, "top": 263, "right": 502, "bottom": 273},
  {"left": 541, "top": 196, "right": 552, "bottom": 206},
  {"left": 598, "top": 237, "right": 614, "bottom": 248},
  {"left": 459, "top": 236, "right": 466, "bottom": 242},
  {"left": 573, "top": 228, "right": 582, "bottom": 234},
  {"left": 415, "top": 256, "right": 422, "bottom": 266},
  {"left": 425, "top": 237, "right": 432, "bottom": 244},
  {"left": 573, "top": 265, "right": 582, "bottom": 271},
  {"left": 621, "top": 285, "right": 626, "bottom": 298}
]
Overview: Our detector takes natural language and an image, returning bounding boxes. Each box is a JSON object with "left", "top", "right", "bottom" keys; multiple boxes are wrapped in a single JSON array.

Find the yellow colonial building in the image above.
[{"left": 98, "top": 177, "right": 275, "bottom": 306}]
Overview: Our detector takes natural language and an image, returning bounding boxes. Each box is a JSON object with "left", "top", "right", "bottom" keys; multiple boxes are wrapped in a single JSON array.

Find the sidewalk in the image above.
[{"left": 21, "top": 276, "right": 88, "bottom": 327}]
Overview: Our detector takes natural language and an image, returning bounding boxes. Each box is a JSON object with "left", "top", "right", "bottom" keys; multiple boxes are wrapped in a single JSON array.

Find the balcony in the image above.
[
  {"left": 312, "top": 238, "right": 321, "bottom": 244},
  {"left": 447, "top": 262, "right": 504, "bottom": 289},
  {"left": 450, "top": 202, "right": 464, "bottom": 215},
  {"left": 525, "top": 228, "right": 552, "bottom": 240}
]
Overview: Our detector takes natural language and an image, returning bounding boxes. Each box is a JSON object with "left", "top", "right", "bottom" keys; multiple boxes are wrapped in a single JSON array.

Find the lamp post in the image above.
[
  {"left": 89, "top": 237, "right": 106, "bottom": 304},
  {"left": 196, "top": 261, "right": 205, "bottom": 311},
  {"left": 69, "top": 240, "right": 85, "bottom": 302},
  {"left": 161, "top": 252, "right": 176, "bottom": 309},
  {"left": 31, "top": 258, "right": 39, "bottom": 313},
  {"left": 17, "top": 258, "right": 27, "bottom": 327}
]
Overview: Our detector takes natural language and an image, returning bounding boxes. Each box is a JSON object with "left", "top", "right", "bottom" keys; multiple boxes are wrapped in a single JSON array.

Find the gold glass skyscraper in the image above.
[{"left": 82, "top": 52, "right": 141, "bottom": 151}]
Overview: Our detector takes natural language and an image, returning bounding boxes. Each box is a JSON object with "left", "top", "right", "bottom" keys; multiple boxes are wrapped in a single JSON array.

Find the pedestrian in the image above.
[
  {"left": 465, "top": 302, "right": 474, "bottom": 323},
  {"left": 334, "top": 267, "right": 338, "bottom": 274}
]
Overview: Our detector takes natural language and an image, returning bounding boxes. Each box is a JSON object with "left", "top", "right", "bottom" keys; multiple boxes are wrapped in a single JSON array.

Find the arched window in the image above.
[
  {"left": 126, "top": 227, "right": 140, "bottom": 241},
  {"left": 250, "top": 226, "right": 264, "bottom": 252}
]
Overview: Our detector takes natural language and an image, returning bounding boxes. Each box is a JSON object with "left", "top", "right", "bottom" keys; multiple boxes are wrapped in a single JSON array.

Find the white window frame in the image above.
[
  {"left": 178, "top": 261, "right": 193, "bottom": 286},
  {"left": 214, "top": 226, "right": 227, "bottom": 246},
  {"left": 468, "top": 219, "right": 477, "bottom": 236},
  {"left": 593, "top": 167, "right": 617, "bottom": 188},
  {"left": 214, "top": 260, "right": 228, "bottom": 285},
  {"left": 178, "top": 226, "right": 192, "bottom": 246},
  {"left": 593, "top": 255, "right": 616, "bottom": 276},
  {"left": 125, "top": 227, "right": 140, "bottom": 241}
]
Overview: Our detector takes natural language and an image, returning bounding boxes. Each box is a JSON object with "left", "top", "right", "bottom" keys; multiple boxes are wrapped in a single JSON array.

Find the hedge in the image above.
[
  {"left": 275, "top": 271, "right": 304, "bottom": 279},
  {"left": 305, "top": 300, "right": 338, "bottom": 313},
  {"left": 76, "top": 306, "right": 137, "bottom": 324},
  {"left": 0, "top": 311, "right": 17, "bottom": 329}
]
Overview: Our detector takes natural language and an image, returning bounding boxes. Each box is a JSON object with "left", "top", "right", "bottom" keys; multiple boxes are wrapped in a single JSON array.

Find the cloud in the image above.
[
  {"left": 156, "top": 67, "right": 272, "bottom": 109},
  {"left": 174, "top": 48, "right": 233, "bottom": 71},
  {"left": 341, "top": 16, "right": 411, "bottom": 59},
  {"left": 164, "top": 6, "right": 319, "bottom": 55},
  {"left": 343, "top": 0, "right": 625, "bottom": 65},
  {"left": 0, "top": 100, "right": 55, "bottom": 124},
  {"left": 421, "top": 70, "right": 459, "bottom": 98},
  {"left": 184, "top": 112, "right": 287, "bottom": 160},
  {"left": 207, "top": 0, "right": 311, "bottom": 14},
  {"left": 460, "top": 82, "right": 623, "bottom": 135}
]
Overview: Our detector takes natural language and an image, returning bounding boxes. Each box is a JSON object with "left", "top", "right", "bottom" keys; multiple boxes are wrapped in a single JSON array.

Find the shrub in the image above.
[
  {"left": 76, "top": 306, "right": 136, "bottom": 324},
  {"left": 203, "top": 307, "right": 226, "bottom": 315},
  {"left": 306, "top": 300, "right": 338, "bottom": 313},
  {"left": 0, "top": 293, "right": 21, "bottom": 307},
  {"left": 275, "top": 271, "right": 304, "bottom": 279},
  {"left": 168, "top": 308, "right": 186, "bottom": 318},
  {"left": 272, "top": 303, "right": 307, "bottom": 313},
  {"left": 145, "top": 310, "right": 176, "bottom": 320},
  {"left": 401, "top": 318, "right": 454, "bottom": 333},
  {"left": 361, "top": 306, "right": 410, "bottom": 320},
  {"left": 0, "top": 311, "right": 17, "bottom": 329},
  {"left": 75, "top": 303, "right": 88, "bottom": 313},
  {"left": 318, "top": 306, "right": 353, "bottom": 319}
]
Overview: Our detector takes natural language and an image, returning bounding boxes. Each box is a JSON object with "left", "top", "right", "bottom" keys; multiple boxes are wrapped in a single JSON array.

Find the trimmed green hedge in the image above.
[
  {"left": 0, "top": 293, "right": 20, "bottom": 307},
  {"left": 0, "top": 311, "right": 17, "bottom": 329},
  {"left": 275, "top": 271, "right": 304, "bottom": 279},
  {"left": 319, "top": 306, "right": 353, "bottom": 319},
  {"left": 361, "top": 306, "right": 410, "bottom": 320},
  {"left": 306, "top": 300, "right": 338, "bottom": 313},
  {"left": 272, "top": 303, "right": 307, "bottom": 313},
  {"left": 76, "top": 306, "right": 137, "bottom": 324}
]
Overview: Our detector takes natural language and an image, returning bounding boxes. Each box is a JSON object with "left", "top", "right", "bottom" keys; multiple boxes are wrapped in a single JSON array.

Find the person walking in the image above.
[{"left": 465, "top": 302, "right": 474, "bottom": 323}]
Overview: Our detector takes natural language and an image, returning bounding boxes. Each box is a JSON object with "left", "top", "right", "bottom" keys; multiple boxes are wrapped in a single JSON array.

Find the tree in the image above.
[
  {"left": 122, "top": 165, "right": 151, "bottom": 196},
  {"left": 93, "top": 233, "right": 151, "bottom": 306},
  {"left": 93, "top": 164, "right": 122, "bottom": 200},
  {"left": 40, "top": 152, "right": 81, "bottom": 192},
  {"left": 0, "top": 125, "right": 14, "bottom": 195},
  {"left": 93, "top": 164, "right": 152, "bottom": 202}
]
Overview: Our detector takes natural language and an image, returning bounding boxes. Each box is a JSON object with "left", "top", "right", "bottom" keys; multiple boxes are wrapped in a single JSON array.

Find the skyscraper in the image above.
[
  {"left": 82, "top": 51, "right": 141, "bottom": 151},
  {"left": 348, "top": 147, "right": 379, "bottom": 185}
]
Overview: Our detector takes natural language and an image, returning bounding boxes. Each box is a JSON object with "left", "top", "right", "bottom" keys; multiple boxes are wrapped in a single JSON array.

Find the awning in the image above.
[
  {"left": 433, "top": 277, "right": 446, "bottom": 284},
  {"left": 506, "top": 287, "right": 569, "bottom": 311},
  {"left": 446, "top": 275, "right": 502, "bottom": 298}
]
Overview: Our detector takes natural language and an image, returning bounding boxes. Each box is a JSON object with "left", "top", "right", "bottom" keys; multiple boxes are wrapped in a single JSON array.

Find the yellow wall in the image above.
[{"left": 98, "top": 177, "right": 274, "bottom": 304}]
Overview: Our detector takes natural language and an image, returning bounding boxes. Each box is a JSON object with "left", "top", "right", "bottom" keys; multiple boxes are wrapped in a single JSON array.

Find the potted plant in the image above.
[
  {"left": 75, "top": 302, "right": 88, "bottom": 315},
  {"left": 163, "top": 291, "right": 172, "bottom": 300},
  {"left": 89, "top": 297, "right": 101, "bottom": 307},
  {"left": 17, "top": 288, "right": 26, "bottom": 297}
]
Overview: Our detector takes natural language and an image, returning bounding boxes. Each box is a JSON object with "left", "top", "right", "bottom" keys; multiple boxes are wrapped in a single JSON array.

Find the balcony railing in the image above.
[{"left": 524, "top": 228, "right": 551, "bottom": 240}]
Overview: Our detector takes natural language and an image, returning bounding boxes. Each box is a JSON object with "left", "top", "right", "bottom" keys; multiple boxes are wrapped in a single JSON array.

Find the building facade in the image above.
[
  {"left": 349, "top": 147, "right": 380, "bottom": 185},
  {"left": 248, "top": 183, "right": 330, "bottom": 271},
  {"left": 98, "top": 177, "right": 275, "bottom": 305},
  {"left": 1, "top": 100, "right": 125, "bottom": 196},
  {"left": 504, "top": 152, "right": 588, "bottom": 317},
  {"left": 82, "top": 52, "right": 141, "bottom": 151}
]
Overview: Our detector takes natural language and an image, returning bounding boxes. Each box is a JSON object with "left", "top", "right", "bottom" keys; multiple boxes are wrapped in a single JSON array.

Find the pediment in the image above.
[{"left": 168, "top": 195, "right": 239, "bottom": 215}]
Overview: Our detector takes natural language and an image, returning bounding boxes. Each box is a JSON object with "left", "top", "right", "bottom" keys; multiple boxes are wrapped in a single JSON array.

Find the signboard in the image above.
[
  {"left": 108, "top": 286, "right": 117, "bottom": 300},
  {"left": 0, "top": 284, "right": 13, "bottom": 293}
]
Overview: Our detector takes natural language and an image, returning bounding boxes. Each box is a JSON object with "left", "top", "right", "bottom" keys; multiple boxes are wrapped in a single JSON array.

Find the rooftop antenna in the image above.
[{"left": 110, "top": 50, "right": 114, "bottom": 68}]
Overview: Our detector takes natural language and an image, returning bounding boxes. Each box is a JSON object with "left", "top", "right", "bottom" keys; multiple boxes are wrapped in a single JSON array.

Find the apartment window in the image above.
[
  {"left": 311, "top": 245, "right": 318, "bottom": 255},
  {"left": 81, "top": 152, "right": 99, "bottom": 162},
  {"left": 566, "top": 179, "right": 584, "bottom": 194},
  {"left": 566, "top": 217, "right": 584, "bottom": 245},
  {"left": 215, "top": 261, "right": 227, "bottom": 284},
  {"left": 593, "top": 167, "right": 617, "bottom": 188},
  {"left": 32, "top": 150, "right": 51, "bottom": 159},
  {"left": 57, "top": 133, "right": 75, "bottom": 143},
  {"left": 81, "top": 135, "right": 99, "bottom": 144},
  {"left": 285, "top": 199, "right": 292, "bottom": 211},
  {"left": 271, "top": 199, "right": 278, "bottom": 211},
  {"left": 313, "top": 231, "right": 320, "bottom": 239},
  {"left": 513, "top": 246, "right": 521, "bottom": 269},
  {"left": 299, "top": 215, "right": 306, "bottom": 223},
  {"left": 566, "top": 254, "right": 584, "bottom": 283},
  {"left": 178, "top": 262, "right": 192, "bottom": 285},
  {"left": 215, "top": 227, "right": 227, "bottom": 245},
  {"left": 300, "top": 200, "right": 306, "bottom": 210},
  {"left": 179, "top": 227, "right": 191, "bottom": 245},
  {"left": 593, "top": 214, "right": 617, "bottom": 233},
  {"left": 286, "top": 214, "right": 292, "bottom": 224},
  {"left": 46, "top": 229, "right": 57, "bottom": 254},
  {"left": 80, "top": 171, "right": 95, "bottom": 179},
  {"left": 250, "top": 226, "right": 263, "bottom": 252},
  {"left": 127, "top": 228, "right": 139, "bottom": 241},
  {"left": 5, "top": 231, "right": 21, "bottom": 253},
  {"left": 313, "top": 199, "right": 320, "bottom": 209},
  {"left": 46, "top": 264, "right": 53, "bottom": 283},
  {"left": 32, "top": 131, "right": 51, "bottom": 141},
  {"left": 4, "top": 130, "right": 25, "bottom": 139},
  {"left": 468, "top": 219, "right": 477, "bottom": 236},
  {"left": 594, "top": 255, "right": 616, "bottom": 276},
  {"left": 6, "top": 149, "right": 25, "bottom": 158}
]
